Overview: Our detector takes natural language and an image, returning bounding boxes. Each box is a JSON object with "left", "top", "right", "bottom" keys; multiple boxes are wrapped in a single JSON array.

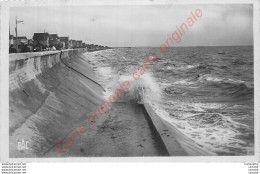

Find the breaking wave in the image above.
[
  {"left": 112, "top": 72, "right": 162, "bottom": 103},
  {"left": 198, "top": 74, "right": 254, "bottom": 99}
]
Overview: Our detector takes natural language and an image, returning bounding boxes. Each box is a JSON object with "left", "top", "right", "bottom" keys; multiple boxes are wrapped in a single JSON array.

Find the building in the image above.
[
  {"left": 13, "top": 36, "right": 28, "bottom": 46},
  {"left": 49, "top": 34, "right": 60, "bottom": 47},
  {"left": 9, "top": 35, "right": 14, "bottom": 46},
  {"left": 60, "top": 36, "right": 69, "bottom": 49},
  {"left": 33, "top": 33, "right": 49, "bottom": 47},
  {"left": 27, "top": 39, "right": 34, "bottom": 52},
  {"left": 75, "top": 40, "right": 82, "bottom": 48},
  {"left": 86, "top": 44, "right": 93, "bottom": 49},
  {"left": 69, "top": 40, "right": 77, "bottom": 48},
  {"left": 94, "top": 44, "right": 100, "bottom": 50}
]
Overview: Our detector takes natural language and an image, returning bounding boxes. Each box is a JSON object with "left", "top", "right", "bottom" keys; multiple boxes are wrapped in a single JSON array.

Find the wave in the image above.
[
  {"left": 169, "top": 64, "right": 201, "bottom": 71},
  {"left": 232, "top": 59, "right": 253, "bottom": 65},
  {"left": 185, "top": 113, "right": 248, "bottom": 130},
  {"left": 151, "top": 102, "right": 254, "bottom": 155},
  {"left": 197, "top": 74, "right": 253, "bottom": 99},
  {"left": 221, "top": 83, "right": 253, "bottom": 99},
  {"left": 86, "top": 50, "right": 162, "bottom": 104},
  {"left": 162, "top": 74, "right": 253, "bottom": 100},
  {"left": 106, "top": 72, "right": 162, "bottom": 104},
  {"left": 198, "top": 74, "right": 244, "bottom": 84}
]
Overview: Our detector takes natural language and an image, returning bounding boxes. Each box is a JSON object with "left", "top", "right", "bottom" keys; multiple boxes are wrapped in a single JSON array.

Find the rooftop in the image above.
[
  {"left": 33, "top": 33, "right": 49, "bottom": 40},
  {"left": 13, "top": 36, "right": 27, "bottom": 40}
]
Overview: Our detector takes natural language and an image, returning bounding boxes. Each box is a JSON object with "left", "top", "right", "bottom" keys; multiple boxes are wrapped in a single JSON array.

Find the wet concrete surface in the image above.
[{"left": 45, "top": 102, "right": 169, "bottom": 157}]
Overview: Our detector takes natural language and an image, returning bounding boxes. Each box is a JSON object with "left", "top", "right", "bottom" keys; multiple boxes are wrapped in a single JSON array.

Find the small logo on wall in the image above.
[{"left": 17, "top": 139, "right": 29, "bottom": 150}]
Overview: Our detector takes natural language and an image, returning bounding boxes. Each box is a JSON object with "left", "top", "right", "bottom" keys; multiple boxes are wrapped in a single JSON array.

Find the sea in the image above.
[{"left": 85, "top": 46, "right": 254, "bottom": 156}]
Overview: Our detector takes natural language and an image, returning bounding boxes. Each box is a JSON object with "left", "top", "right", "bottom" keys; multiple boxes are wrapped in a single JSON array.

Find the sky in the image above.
[{"left": 9, "top": 4, "right": 253, "bottom": 47}]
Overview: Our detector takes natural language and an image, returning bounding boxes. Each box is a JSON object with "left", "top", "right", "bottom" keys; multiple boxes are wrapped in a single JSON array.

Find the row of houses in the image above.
[{"left": 9, "top": 32, "right": 110, "bottom": 53}]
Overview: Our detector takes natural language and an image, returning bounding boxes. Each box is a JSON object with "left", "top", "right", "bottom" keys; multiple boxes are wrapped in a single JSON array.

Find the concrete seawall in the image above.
[
  {"left": 9, "top": 49, "right": 214, "bottom": 157},
  {"left": 9, "top": 49, "right": 105, "bottom": 157}
]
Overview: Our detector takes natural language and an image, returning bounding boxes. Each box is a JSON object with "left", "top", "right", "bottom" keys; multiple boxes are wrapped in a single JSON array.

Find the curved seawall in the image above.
[
  {"left": 9, "top": 49, "right": 105, "bottom": 157},
  {"left": 9, "top": 49, "right": 214, "bottom": 158}
]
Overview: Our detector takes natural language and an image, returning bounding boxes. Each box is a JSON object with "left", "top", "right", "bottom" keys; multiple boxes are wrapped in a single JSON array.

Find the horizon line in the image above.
[{"left": 111, "top": 45, "right": 253, "bottom": 48}]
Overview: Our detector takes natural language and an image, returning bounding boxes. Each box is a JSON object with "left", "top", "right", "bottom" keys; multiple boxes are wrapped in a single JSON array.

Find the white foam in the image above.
[
  {"left": 150, "top": 101, "right": 254, "bottom": 155},
  {"left": 107, "top": 71, "right": 162, "bottom": 103},
  {"left": 173, "top": 79, "right": 195, "bottom": 85},
  {"left": 199, "top": 74, "right": 246, "bottom": 84}
]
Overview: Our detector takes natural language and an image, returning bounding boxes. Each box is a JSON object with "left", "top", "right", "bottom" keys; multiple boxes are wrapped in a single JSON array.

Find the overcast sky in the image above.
[{"left": 10, "top": 4, "right": 253, "bottom": 47}]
